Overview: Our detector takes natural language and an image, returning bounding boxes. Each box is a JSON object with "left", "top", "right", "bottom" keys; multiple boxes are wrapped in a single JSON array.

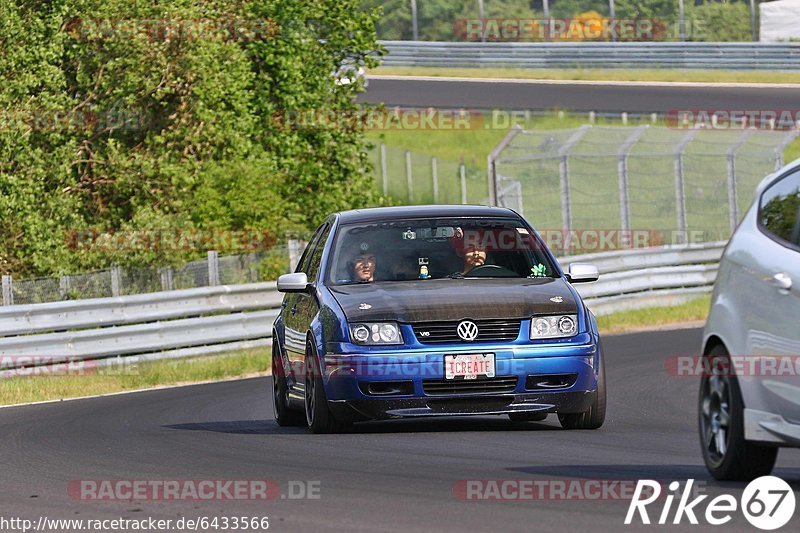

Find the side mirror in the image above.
[
  {"left": 277, "top": 272, "right": 310, "bottom": 293},
  {"left": 567, "top": 263, "right": 599, "bottom": 283}
]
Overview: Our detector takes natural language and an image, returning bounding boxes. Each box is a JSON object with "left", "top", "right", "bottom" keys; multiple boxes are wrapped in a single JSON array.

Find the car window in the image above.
[
  {"left": 327, "top": 217, "right": 556, "bottom": 284},
  {"left": 306, "top": 223, "right": 332, "bottom": 282},
  {"left": 295, "top": 224, "right": 326, "bottom": 274},
  {"left": 759, "top": 170, "right": 800, "bottom": 249}
]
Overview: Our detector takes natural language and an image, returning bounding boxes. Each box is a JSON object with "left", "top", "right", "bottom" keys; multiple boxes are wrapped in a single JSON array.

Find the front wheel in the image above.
[
  {"left": 272, "top": 343, "right": 305, "bottom": 427},
  {"left": 305, "top": 340, "right": 351, "bottom": 434},
  {"left": 698, "top": 345, "right": 777, "bottom": 481},
  {"left": 559, "top": 350, "right": 606, "bottom": 430}
]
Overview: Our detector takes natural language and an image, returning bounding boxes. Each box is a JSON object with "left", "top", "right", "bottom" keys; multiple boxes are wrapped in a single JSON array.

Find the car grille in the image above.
[
  {"left": 423, "top": 376, "right": 518, "bottom": 395},
  {"left": 411, "top": 319, "right": 521, "bottom": 344}
]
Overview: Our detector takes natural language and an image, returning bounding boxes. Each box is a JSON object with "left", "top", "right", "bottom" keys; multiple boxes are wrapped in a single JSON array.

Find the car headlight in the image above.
[
  {"left": 530, "top": 315, "right": 578, "bottom": 340},
  {"left": 349, "top": 323, "right": 403, "bottom": 345}
]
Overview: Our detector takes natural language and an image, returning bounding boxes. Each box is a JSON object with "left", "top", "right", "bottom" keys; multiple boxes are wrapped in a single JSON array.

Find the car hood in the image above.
[{"left": 329, "top": 278, "right": 579, "bottom": 323}]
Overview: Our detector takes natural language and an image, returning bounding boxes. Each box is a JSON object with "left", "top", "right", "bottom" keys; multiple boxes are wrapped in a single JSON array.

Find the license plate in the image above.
[{"left": 445, "top": 353, "right": 495, "bottom": 380}]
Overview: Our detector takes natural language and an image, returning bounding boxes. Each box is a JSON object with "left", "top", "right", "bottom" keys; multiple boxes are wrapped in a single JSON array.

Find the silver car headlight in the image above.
[
  {"left": 530, "top": 315, "right": 578, "bottom": 339},
  {"left": 349, "top": 322, "right": 403, "bottom": 345}
]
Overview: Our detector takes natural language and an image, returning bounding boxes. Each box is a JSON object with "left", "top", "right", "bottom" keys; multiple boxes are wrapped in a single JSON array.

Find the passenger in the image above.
[{"left": 347, "top": 244, "right": 377, "bottom": 283}]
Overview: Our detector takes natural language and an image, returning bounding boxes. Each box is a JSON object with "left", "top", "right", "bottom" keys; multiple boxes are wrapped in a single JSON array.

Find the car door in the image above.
[
  {"left": 285, "top": 222, "right": 333, "bottom": 391},
  {"left": 743, "top": 169, "right": 800, "bottom": 422},
  {"left": 282, "top": 224, "right": 326, "bottom": 386}
]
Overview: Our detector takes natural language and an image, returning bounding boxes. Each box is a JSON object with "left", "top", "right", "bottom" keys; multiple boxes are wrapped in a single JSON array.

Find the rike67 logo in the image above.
[{"left": 625, "top": 477, "right": 795, "bottom": 530}]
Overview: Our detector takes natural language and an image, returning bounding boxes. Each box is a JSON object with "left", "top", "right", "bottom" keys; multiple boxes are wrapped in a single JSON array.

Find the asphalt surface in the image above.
[
  {"left": 1, "top": 327, "right": 799, "bottom": 532},
  {"left": 360, "top": 77, "right": 800, "bottom": 113}
]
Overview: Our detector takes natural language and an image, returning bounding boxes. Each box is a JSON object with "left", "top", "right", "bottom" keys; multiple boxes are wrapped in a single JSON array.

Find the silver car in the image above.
[{"left": 700, "top": 159, "right": 800, "bottom": 480}]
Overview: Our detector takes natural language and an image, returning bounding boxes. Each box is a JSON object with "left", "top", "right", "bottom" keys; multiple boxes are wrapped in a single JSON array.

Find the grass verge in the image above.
[
  {"left": 371, "top": 67, "right": 800, "bottom": 85},
  {"left": 0, "top": 348, "right": 269, "bottom": 407},
  {"left": 596, "top": 295, "right": 711, "bottom": 335},
  {"left": 1, "top": 297, "right": 710, "bottom": 406}
]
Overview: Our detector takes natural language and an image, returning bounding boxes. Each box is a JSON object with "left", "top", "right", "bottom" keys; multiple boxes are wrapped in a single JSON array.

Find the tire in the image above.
[
  {"left": 559, "top": 349, "right": 606, "bottom": 430},
  {"left": 272, "top": 342, "right": 305, "bottom": 427},
  {"left": 698, "top": 344, "right": 778, "bottom": 481},
  {"left": 304, "top": 339, "right": 351, "bottom": 434},
  {"left": 508, "top": 412, "right": 548, "bottom": 422}
]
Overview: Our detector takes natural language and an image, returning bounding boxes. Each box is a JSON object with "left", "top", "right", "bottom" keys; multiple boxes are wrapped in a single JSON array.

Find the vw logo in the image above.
[{"left": 457, "top": 320, "right": 479, "bottom": 342}]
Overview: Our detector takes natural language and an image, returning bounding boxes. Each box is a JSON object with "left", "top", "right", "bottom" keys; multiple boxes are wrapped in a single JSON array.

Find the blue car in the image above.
[{"left": 272, "top": 205, "right": 605, "bottom": 433}]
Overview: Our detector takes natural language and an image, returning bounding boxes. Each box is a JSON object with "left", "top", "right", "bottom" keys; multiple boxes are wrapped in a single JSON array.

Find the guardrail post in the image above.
[
  {"left": 380, "top": 143, "right": 388, "bottom": 196},
  {"left": 673, "top": 130, "right": 697, "bottom": 244},
  {"left": 160, "top": 267, "right": 174, "bottom": 291},
  {"left": 207, "top": 251, "right": 220, "bottom": 286},
  {"left": 1, "top": 275, "right": 12, "bottom": 306},
  {"left": 111, "top": 265, "right": 122, "bottom": 297}
]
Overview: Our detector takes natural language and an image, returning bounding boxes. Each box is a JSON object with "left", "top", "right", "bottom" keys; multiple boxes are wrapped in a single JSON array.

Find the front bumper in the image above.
[{"left": 321, "top": 342, "right": 599, "bottom": 421}]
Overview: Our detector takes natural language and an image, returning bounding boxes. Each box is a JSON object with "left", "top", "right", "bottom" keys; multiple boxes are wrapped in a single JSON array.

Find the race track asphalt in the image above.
[
  {"left": 0, "top": 327, "right": 798, "bottom": 532},
  {"left": 359, "top": 77, "right": 800, "bottom": 113}
]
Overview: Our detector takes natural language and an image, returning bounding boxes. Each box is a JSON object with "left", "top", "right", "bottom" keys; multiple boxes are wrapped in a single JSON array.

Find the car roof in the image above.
[{"left": 335, "top": 205, "right": 520, "bottom": 224}]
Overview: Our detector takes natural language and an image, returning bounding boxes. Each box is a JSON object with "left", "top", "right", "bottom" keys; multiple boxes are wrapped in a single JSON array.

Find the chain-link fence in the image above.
[
  {"left": 490, "top": 125, "right": 798, "bottom": 255},
  {"left": 1, "top": 246, "right": 298, "bottom": 306},
  {"left": 368, "top": 143, "right": 488, "bottom": 204},
  {"left": 372, "top": 0, "right": 759, "bottom": 43}
]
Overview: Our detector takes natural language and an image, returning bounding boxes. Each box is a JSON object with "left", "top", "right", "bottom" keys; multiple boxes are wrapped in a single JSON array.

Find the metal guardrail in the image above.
[
  {"left": 0, "top": 242, "right": 725, "bottom": 376},
  {"left": 380, "top": 41, "right": 800, "bottom": 70},
  {"left": 560, "top": 241, "right": 726, "bottom": 315}
]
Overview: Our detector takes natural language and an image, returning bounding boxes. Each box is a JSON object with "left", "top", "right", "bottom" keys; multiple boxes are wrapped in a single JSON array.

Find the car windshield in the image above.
[{"left": 328, "top": 217, "right": 557, "bottom": 284}]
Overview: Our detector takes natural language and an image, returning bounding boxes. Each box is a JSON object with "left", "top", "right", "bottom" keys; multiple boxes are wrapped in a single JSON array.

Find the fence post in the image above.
[
  {"left": 405, "top": 149, "right": 413, "bottom": 203},
  {"left": 673, "top": 130, "right": 698, "bottom": 244},
  {"left": 410, "top": 0, "right": 419, "bottom": 40},
  {"left": 380, "top": 143, "right": 388, "bottom": 196},
  {"left": 111, "top": 265, "right": 122, "bottom": 297},
  {"left": 726, "top": 131, "right": 753, "bottom": 235},
  {"left": 1, "top": 275, "right": 12, "bottom": 306},
  {"left": 431, "top": 156, "right": 439, "bottom": 204},
  {"left": 160, "top": 267, "right": 174, "bottom": 291},
  {"left": 487, "top": 125, "right": 523, "bottom": 206},
  {"left": 460, "top": 159, "right": 468, "bottom": 205},
  {"left": 617, "top": 126, "right": 649, "bottom": 235},
  {"left": 557, "top": 125, "right": 592, "bottom": 250},
  {"left": 774, "top": 130, "right": 800, "bottom": 171},
  {"left": 288, "top": 240, "right": 303, "bottom": 272},
  {"left": 207, "top": 250, "right": 220, "bottom": 286},
  {"left": 59, "top": 275, "right": 72, "bottom": 300}
]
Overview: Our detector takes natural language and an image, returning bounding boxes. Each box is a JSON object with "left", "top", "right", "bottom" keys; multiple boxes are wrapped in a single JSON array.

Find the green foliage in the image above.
[
  {"left": 685, "top": 2, "right": 752, "bottom": 42},
  {"left": 0, "top": 0, "right": 383, "bottom": 277}
]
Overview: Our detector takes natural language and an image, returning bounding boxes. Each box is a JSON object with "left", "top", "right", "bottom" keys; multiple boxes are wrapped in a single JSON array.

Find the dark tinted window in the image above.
[
  {"left": 327, "top": 217, "right": 555, "bottom": 284},
  {"left": 306, "top": 223, "right": 332, "bottom": 282},
  {"left": 296, "top": 224, "right": 326, "bottom": 274},
  {"left": 760, "top": 171, "right": 800, "bottom": 247}
]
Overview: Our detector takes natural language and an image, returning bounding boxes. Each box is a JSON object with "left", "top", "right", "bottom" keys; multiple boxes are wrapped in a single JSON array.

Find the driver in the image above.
[{"left": 458, "top": 242, "right": 487, "bottom": 276}]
